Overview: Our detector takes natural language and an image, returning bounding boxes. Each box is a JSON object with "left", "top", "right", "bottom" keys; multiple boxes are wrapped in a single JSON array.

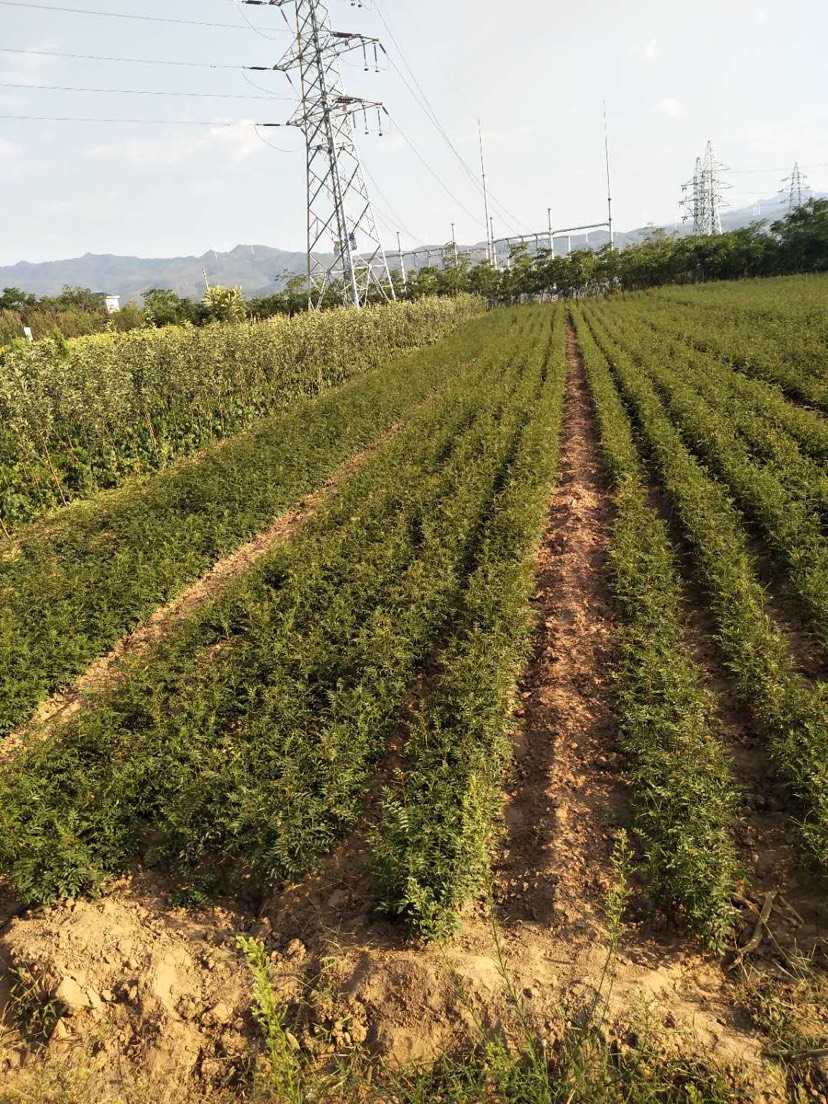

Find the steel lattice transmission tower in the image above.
[
  {"left": 259, "top": 0, "right": 395, "bottom": 309},
  {"left": 780, "top": 162, "right": 811, "bottom": 212},
  {"left": 681, "top": 142, "right": 729, "bottom": 235},
  {"left": 680, "top": 156, "right": 704, "bottom": 233}
]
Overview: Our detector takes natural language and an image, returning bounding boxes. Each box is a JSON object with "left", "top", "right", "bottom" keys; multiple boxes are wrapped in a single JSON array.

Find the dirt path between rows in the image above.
[
  {"left": 1, "top": 423, "right": 405, "bottom": 764},
  {"left": 495, "top": 322, "right": 623, "bottom": 935}
]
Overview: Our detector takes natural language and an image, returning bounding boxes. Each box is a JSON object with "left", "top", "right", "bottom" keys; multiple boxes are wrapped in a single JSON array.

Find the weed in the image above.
[{"left": 6, "top": 965, "right": 66, "bottom": 1048}]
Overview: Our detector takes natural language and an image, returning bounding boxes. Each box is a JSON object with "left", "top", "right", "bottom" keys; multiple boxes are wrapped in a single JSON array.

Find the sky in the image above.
[{"left": 1, "top": 0, "right": 827, "bottom": 265}]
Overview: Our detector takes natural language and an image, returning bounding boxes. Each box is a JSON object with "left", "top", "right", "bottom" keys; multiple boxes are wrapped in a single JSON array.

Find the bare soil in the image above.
[{"left": 495, "top": 322, "right": 624, "bottom": 934}]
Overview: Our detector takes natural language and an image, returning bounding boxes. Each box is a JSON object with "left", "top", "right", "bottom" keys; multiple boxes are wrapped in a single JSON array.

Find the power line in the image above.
[
  {"left": 360, "top": 158, "right": 422, "bottom": 245},
  {"left": 243, "top": 70, "right": 289, "bottom": 97},
  {"left": 387, "top": 115, "right": 486, "bottom": 230},
  {"left": 372, "top": 4, "right": 530, "bottom": 235},
  {"left": 0, "top": 81, "right": 291, "bottom": 100},
  {"left": 383, "top": 51, "right": 530, "bottom": 235},
  {"left": 0, "top": 0, "right": 287, "bottom": 31},
  {"left": 252, "top": 126, "right": 295, "bottom": 153},
  {"left": 232, "top": 0, "right": 285, "bottom": 41},
  {"left": 729, "top": 163, "right": 828, "bottom": 174},
  {"left": 0, "top": 47, "right": 261, "bottom": 69},
  {"left": 0, "top": 114, "right": 286, "bottom": 126},
  {"left": 384, "top": 0, "right": 479, "bottom": 120}
]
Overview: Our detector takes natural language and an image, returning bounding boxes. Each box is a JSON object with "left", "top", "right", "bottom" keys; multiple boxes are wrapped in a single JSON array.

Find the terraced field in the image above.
[{"left": 1, "top": 279, "right": 827, "bottom": 1104}]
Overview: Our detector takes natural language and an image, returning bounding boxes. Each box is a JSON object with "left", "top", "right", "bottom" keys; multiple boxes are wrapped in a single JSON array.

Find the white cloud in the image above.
[
  {"left": 459, "top": 123, "right": 536, "bottom": 146},
  {"left": 87, "top": 122, "right": 271, "bottom": 167},
  {"left": 0, "top": 138, "right": 21, "bottom": 162},
  {"left": 656, "top": 98, "right": 682, "bottom": 117},
  {"left": 755, "top": 8, "right": 768, "bottom": 21},
  {"left": 375, "top": 133, "right": 406, "bottom": 155},
  {"left": 0, "top": 137, "right": 36, "bottom": 180},
  {"left": 0, "top": 41, "right": 59, "bottom": 84},
  {"left": 189, "top": 179, "right": 226, "bottom": 197},
  {"left": 41, "top": 192, "right": 119, "bottom": 216},
  {"left": 645, "top": 38, "right": 660, "bottom": 60}
]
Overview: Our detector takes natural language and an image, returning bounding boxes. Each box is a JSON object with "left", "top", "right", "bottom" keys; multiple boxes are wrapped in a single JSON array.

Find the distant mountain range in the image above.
[
  {"left": 0, "top": 244, "right": 310, "bottom": 303},
  {"left": 1, "top": 192, "right": 824, "bottom": 302}
]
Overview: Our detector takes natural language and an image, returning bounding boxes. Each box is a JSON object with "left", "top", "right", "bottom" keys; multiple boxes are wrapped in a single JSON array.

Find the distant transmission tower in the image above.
[
  {"left": 258, "top": 0, "right": 395, "bottom": 309},
  {"left": 680, "top": 156, "right": 704, "bottom": 233},
  {"left": 780, "top": 162, "right": 811, "bottom": 212},
  {"left": 681, "top": 142, "right": 729, "bottom": 235}
]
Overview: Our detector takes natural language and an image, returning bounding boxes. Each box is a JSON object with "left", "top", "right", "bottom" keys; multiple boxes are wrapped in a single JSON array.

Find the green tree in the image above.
[
  {"left": 0, "top": 287, "right": 37, "bottom": 311},
  {"left": 203, "top": 284, "right": 247, "bottom": 324},
  {"left": 109, "top": 301, "right": 146, "bottom": 332},
  {"left": 142, "top": 288, "right": 199, "bottom": 327},
  {"left": 49, "top": 286, "right": 103, "bottom": 312},
  {"left": 772, "top": 198, "right": 828, "bottom": 273}
]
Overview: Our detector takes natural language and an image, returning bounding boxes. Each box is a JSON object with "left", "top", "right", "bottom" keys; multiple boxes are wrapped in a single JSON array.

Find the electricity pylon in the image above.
[
  {"left": 701, "top": 141, "right": 729, "bottom": 235},
  {"left": 680, "top": 142, "right": 729, "bottom": 235},
  {"left": 780, "top": 162, "right": 811, "bottom": 212},
  {"left": 681, "top": 156, "right": 704, "bottom": 233},
  {"left": 258, "top": 0, "right": 395, "bottom": 309}
]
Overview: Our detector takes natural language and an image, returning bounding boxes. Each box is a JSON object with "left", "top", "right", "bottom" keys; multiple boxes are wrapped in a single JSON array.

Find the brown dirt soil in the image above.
[
  {"left": 0, "top": 424, "right": 404, "bottom": 766},
  {"left": 3, "top": 330, "right": 824, "bottom": 1102},
  {"left": 1, "top": 879, "right": 253, "bottom": 1086},
  {"left": 494, "top": 321, "right": 624, "bottom": 935}
]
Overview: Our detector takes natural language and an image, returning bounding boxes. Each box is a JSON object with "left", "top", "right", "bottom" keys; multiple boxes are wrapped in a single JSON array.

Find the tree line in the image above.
[
  {"left": 2, "top": 199, "right": 826, "bottom": 347},
  {"left": 0, "top": 282, "right": 309, "bottom": 349},
  {"left": 396, "top": 198, "right": 828, "bottom": 304}
]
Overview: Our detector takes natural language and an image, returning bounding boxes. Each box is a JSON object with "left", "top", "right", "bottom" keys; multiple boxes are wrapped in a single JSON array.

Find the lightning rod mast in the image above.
[
  {"left": 479, "top": 120, "right": 493, "bottom": 266},
  {"left": 603, "top": 102, "right": 614, "bottom": 249}
]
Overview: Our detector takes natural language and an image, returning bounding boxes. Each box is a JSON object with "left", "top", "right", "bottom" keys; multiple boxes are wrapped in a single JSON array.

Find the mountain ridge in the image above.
[{"left": 2, "top": 192, "right": 823, "bottom": 301}]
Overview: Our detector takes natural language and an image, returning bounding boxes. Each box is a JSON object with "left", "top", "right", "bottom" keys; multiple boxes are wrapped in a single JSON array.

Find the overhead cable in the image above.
[
  {"left": 0, "top": 114, "right": 287, "bottom": 126},
  {"left": 0, "top": 81, "right": 290, "bottom": 100},
  {"left": 0, "top": 47, "right": 262, "bottom": 69},
  {"left": 372, "top": 3, "right": 530, "bottom": 234},
  {"left": 387, "top": 115, "right": 486, "bottom": 230},
  {"left": 0, "top": 0, "right": 287, "bottom": 31}
]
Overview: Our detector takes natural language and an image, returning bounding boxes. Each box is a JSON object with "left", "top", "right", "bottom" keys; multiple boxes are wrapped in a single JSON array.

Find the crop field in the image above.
[{"left": 1, "top": 277, "right": 827, "bottom": 1104}]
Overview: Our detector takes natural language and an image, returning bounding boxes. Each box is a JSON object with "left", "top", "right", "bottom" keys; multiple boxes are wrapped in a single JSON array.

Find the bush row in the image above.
[
  {"left": 574, "top": 309, "right": 739, "bottom": 948},
  {"left": 584, "top": 306, "right": 828, "bottom": 870},
  {"left": 372, "top": 309, "right": 567, "bottom": 939},
  {"left": 0, "top": 309, "right": 551, "bottom": 906},
  {"left": 593, "top": 303, "right": 828, "bottom": 650},
  {"left": 0, "top": 295, "right": 481, "bottom": 528},
  {"left": 0, "top": 312, "right": 500, "bottom": 739}
]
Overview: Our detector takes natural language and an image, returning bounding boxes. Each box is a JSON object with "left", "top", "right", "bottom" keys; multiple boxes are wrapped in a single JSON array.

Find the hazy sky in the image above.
[{"left": 1, "top": 0, "right": 826, "bottom": 265}]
